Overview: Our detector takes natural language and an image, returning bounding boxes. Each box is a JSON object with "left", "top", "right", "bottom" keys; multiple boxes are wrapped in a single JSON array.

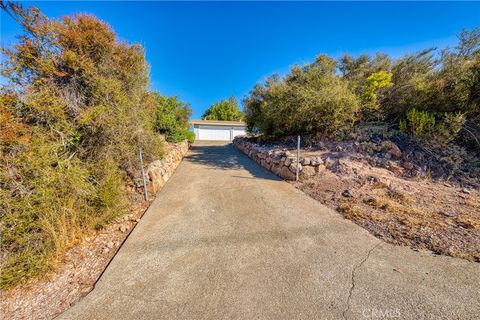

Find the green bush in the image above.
[
  {"left": 399, "top": 109, "right": 436, "bottom": 139},
  {"left": 153, "top": 93, "right": 194, "bottom": 143},
  {"left": 184, "top": 130, "right": 195, "bottom": 144},
  {"left": 360, "top": 70, "right": 393, "bottom": 118},
  {"left": 166, "top": 129, "right": 195, "bottom": 144},
  {"left": 243, "top": 55, "right": 360, "bottom": 138},
  {"left": 399, "top": 109, "right": 465, "bottom": 146},
  {"left": 434, "top": 112, "right": 465, "bottom": 146}
]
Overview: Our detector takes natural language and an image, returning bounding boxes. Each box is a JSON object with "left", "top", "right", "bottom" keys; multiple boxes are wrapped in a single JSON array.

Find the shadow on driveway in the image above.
[{"left": 186, "top": 143, "right": 281, "bottom": 181}]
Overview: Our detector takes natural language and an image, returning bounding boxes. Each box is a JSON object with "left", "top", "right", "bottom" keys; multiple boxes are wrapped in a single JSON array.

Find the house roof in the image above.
[{"left": 191, "top": 120, "right": 246, "bottom": 127}]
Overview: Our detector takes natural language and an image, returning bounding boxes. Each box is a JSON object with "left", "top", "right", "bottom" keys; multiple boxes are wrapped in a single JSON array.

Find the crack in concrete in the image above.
[{"left": 342, "top": 243, "right": 381, "bottom": 320}]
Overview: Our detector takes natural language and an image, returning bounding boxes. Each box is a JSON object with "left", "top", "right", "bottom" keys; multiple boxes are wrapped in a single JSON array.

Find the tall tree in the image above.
[{"left": 202, "top": 97, "right": 244, "bottom": 121}]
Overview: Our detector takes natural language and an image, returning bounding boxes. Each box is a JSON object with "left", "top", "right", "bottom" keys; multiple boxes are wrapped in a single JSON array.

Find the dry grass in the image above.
[
  {"left": 296, "top": 149, "right": 480, "bottom": 262},
  {"left": 337, "top": 189, "right": 480, "bottom": 261}
]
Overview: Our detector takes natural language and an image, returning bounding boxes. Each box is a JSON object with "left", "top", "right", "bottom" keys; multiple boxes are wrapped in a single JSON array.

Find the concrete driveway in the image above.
[{"left": 59, "top": 141, "right": 480, "bottom": 320}]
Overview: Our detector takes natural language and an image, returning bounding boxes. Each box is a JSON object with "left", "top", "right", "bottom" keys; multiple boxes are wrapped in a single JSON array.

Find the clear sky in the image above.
[{"left": 1, "top": 1, "right": 479, "bottom": 119}]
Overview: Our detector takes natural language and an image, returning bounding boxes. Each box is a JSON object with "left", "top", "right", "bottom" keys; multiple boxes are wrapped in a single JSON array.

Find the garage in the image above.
[{"left": 191, "top": 120, "right": 246, "bottom": 141}]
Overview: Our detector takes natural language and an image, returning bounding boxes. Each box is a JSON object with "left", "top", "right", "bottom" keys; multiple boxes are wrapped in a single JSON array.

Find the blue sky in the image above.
[{"left": 1, "top": 1, "right": 479, "bottom": 119}]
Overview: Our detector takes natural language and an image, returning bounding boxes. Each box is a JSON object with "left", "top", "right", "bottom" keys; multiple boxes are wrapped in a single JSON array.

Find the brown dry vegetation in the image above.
[
  {"left": 0, "top": 3, "right": 192, "bottom": 289},
  {"left": 0, "top": 195, "right": 150, "bottom": 320},
  {"left": 292, "top": 138, "right": 480, "bottom": 262},
  {"left": 0, "top": 141, "right": 187, "bottom": 320}
]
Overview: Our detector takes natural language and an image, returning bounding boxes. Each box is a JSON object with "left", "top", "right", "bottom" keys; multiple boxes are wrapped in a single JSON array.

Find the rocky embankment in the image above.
[
  {"left": 233, "top": 136, "right": 480, "bottom": 262},
  {"left": 1, "top": 140, "right": 190, "bottom": 320},
  {"left": 234, "top": 136, "right": 403, "bottom": 179}
]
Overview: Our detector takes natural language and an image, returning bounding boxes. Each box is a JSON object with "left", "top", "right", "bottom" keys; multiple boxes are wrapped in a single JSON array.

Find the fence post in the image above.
[
  {"left": 296, "top": 135, "right": 300, "bottom": 181},
  {"left": 139, "top": 147, "right": 148, "bottom": 201}
]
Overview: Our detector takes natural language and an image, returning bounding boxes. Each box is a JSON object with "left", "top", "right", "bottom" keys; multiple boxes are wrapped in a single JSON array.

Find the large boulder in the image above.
[
  {"left": 310, "top": 157, "right": 322, "bottom": 167},
  {"left": 289, "top": 162, "right": 302, "bottom": 173},
  {"left": 279, "top": 166, "right": 296, "bottom": 181},
  {"left": 271, "top": 164, "right": 282, "bottom": 176},
  {"left": 261, "top": 159, "right": 272, "bottom": 171},
  {"left": 300, "top": 157, "right": 311, "bottom": 165},
  {"left": 324, "top": 157, "right": 335, "bottom": 169},
  {"left": 272, "top": 155, "right": 282, "bottom": 165},
  {"left": 381, "top": 141, "right": 402, "bottom": 159},
  {"left": 301, "top": 166, "right": 316, "bottom": 177}
]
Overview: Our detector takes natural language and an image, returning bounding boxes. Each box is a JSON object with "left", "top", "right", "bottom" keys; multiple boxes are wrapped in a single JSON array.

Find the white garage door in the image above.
[
  {"left": 232, "top": 127, "right": 246, "bottom": 139},
  {"left": 198, "top": 125, "right": 231, "bottom": 141}
]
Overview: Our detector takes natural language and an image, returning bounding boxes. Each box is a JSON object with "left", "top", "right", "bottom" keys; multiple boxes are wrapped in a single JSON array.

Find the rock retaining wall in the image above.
[
  {"left": 233, "top": 137, "right": 323, "bottom": 181},
  {"left": 146, "top": 140, "right": 189, "bottom": 194}
]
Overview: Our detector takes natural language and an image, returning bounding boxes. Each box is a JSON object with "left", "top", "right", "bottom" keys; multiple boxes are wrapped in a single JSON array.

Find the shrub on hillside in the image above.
[
  {"left": 399, "top": 109, "right": 465, "bottom": 146},
  {"left": 169, "top": 129, "right": 195, "bottom": 144},
  {"left": 243, "top": 55, "right": 360, "bottom": 139},
  {"left": 399, "top": 109, "right": 436, "bottom": 139},
  {"left": 153, "top": 93, "right": 194, "bottom": 143},
  {"left": 435, "top": 113, "right": 465, "bottom": 146},
  {"left": 361, "top": 70, "right": 393, "bottom": 117},
  {"left": 0, "top": 3, "right": 163, "bottom": 288},
  {"left": 244, "top": 28, "right": 479, "bottom": 153}
]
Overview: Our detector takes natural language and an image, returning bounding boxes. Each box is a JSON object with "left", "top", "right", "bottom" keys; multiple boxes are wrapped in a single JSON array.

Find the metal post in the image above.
[
  {"left": 139, "top": 147, "right": 148, "bottom": 201},
  {"left": 296, "top": 135, "right": 300, "bottom": 181}
]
